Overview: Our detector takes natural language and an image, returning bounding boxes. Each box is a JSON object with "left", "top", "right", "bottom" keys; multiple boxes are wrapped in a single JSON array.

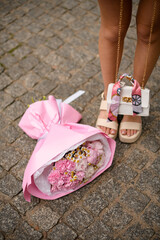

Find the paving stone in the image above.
[
  {"left": 47, "top": 69, "right": 71, "bottom": 83},
  {"left": 0, "top": 53, "right": 17, "bottom": 68},
  {"left": 0, "top": 204, "right": 20, "bottom": 233},
  {"left": 120, "top": 187, "right": 150, "bottom": 213},
  {"left": 28, "top": 6, "right": 44, "bottom": 18},
  {"left": 122, "top": 223, "right": 154, "bottom": 240},
  {"left": 2, "top": 38, "right": 19, "bottom": 52},
  {"left": 29, "top": 206, "right": 60, "bottom": 231},
  {"left": 126, "top": 148, "right": 150, "bottom": 170},
  {"left": 80, "top": 220, "right": 113, "bottom": 240},
  {"left": 5, "top": 81, "right": 27, "bottom": 98},
  {"left": 10, "top": 221, "right": 42, "bottom": 240},
  {"left": 33, "top": 62, "right": 52, "bottom": 77},
  {"left": 22, "top": 72, "right": 40, "bottom": 88},
  {"left": 44, "top": 52, "right": 64, "bottom": 67},
  {"left": 136, "top": 169, "right": 160, "bottom": 194},
  {"left": 52, "top": 83, "right": 76, "bottom": 100},
  {"left": 150, "top": 156, "right": 160, "bottom": 176},
  {"left": 79, "top": 1, "right": 96, "bottom": 10},
  {"left": 141, "top": 133, "right": 160, "bottom": 153},
  {"left": 61, "top": 12, "right": 76, "bottom": 23},
  {"left": 111, "top": 163, "right": 138, "bottom": 183},
  {"left": 99, "top": 177, "right": 122, "bottom": 202},
  {"left": 0, "top": 145, "right": 22, "bottom": 171},
  {"left": 5, "top": 100, "right": 25, "bottom": 120},
  {"left": 70, "top": 91, "right": 94, "bottom": 110},
  {"left": 0, "top": 30, "right": 11, "bottom": 44},
  {"left": 38, "top": 14, "right": 54, "bottom": 26},
  {"left": 13, "top": 45, "right": 32, "bottom": 59},
  {"left": 33, "top": 44, "right": 50, "bottom": 59},
  {"left": 0, "top": 91, "right": 14, "bottom": 111},
  {"left": 15, "top": 29, "right": 32, "bottom": 42},
  {"left": 0, "top": 73, "right": 12, "bottom": 90},
  {"left": 102, "top": 203, "right": 133, "bottom": 231},
  {"left": 1, "top": 13, "right": 17, "bottom": 25},
  {"left": 7, "top": 21, "right": 22, "bottom": 34},
  {"left": 70, "top": 19, "right": 86, "bottom": 31},
  {"left": 62, "top": 0, "right": 78, "bottom": 10},
  {"left": 6, "top": 64, "right": 24, "bottom": 80},
  {"left": 142, "top": 203, "right": 160, "bottom": 227},
  {"left": 19, "top": 55, "right": 39, "bottom": 71},
  {"left": 26, "top": 22, "right": 43, "bottom": 33},
  {"left": 152, "top": 234, "right": 160, "bottom": 240},
  {"left": 0, "top": 173, "right": 22, "bottom": 197},
  {"left": 150, "top": 92, "right": 160, "bottom": 112},
  {"left": 48, "top": 223, "right": 77, "bottom": 240},
  {"left": 34, "top": 79, "right": 58, "bottom": 95},
  {"left": 65, "top": 206, "right": 94, "bottom": 233},
  {"left": 83, "top": 78, "right": 104, "bottom": 96},
  {"left": 46, "top": 191, "right": 81, "bottom": 216},
  {"left": 12, "top": 191, "right": 39, "bottom": 215},
  {"left": 28, "top": 35, "right": 45, "bottom": 48},
  {"left": 0, "top": 233, "right": 4, "bottom": 240},
  {"left": 0, "top": 62, "right": 4, "bottom": 73},
  {"left": 80, "top": 110, "right": 96, "bottom": 126},
  {"left": 83, "top": 190, "right": 108, "bottom": 216},
  {"left": 11, "top": 156, "right": 28, "bottom": 180},
  {"left": 51, "top": 6, "right": 66, "bottom": 19},
  {"left": 13, "top": 134, "right": 36, "bottom": 156},
  {"left": 50, "top": 19, "right": 66, "bottom": 32},
  {"left": 45, "top": 36, "right": 63, "bottom": 50}
]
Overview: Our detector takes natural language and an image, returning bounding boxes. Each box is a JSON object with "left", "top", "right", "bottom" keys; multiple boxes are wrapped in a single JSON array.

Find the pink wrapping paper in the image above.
[{"left": 19, "top": 96, "right": 116, "bottom": 202}]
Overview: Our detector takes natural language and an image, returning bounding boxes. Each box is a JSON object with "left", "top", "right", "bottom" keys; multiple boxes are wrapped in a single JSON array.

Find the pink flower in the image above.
[
  {"left": 76, "top": 171, "right": 85, "bottom": 181},
  {"left": 48, "top": 169, "right": 60, "bottom": 185},
  {"left": 66, "top": 160, "right": 75, "bottom": 171},
  {"left": 86, "top": 140, "right": 103, "bottom": 150},
  {"left": 87, "top": 149, "right": 98, "bottom": 165},
  {"left": 55, "top": 159, "right": 67, "bottom": 174}
]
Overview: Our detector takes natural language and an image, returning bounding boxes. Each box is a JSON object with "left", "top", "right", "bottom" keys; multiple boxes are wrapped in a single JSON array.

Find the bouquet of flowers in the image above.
[
  {"left": 19, "top": 95, "right": 116, "bottom": 202},
  {"left": 47, "top": 140, "right": 105, "bottom": 192}
]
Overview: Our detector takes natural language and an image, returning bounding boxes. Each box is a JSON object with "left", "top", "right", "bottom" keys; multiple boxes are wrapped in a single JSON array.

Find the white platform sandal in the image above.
[
  {"left": 119, "top": 121, "right": 142, "bottom": 143},
  {"left": 96, "top": 93, "right": 118, "bottom": 140}
]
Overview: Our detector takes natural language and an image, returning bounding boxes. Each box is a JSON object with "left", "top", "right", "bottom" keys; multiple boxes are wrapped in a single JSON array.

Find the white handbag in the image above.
[{"left": 107, "top": 75, "right": 150, "bottom": 116}]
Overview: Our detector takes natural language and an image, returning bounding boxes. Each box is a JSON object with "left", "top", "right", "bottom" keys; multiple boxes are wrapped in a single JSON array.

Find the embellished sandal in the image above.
[
  {"left": 96, "top": 93, "right": 118, "bottom": 140},
  {"left": 119, "top": 121, "right": 142, "bottom": 143}
]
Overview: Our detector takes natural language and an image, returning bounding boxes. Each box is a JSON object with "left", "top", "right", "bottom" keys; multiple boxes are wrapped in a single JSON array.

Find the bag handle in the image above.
[
  {"left": 115, "top": 0, "right": 157, "bottom": 89},
  {"left": 119, "top": 73, "right": 135, "bottom": 86}
]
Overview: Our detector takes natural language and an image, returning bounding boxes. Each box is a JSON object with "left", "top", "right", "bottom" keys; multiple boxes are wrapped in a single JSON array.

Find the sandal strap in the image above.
[
  {"left": 120, "top": 122, "right": 142, "bottom": 130},
  {"left": 100, "top": 100, "right": 107, "bottom": 111},
  {"left": 96, "top": 118, "right": 118, "bottom": 130}
]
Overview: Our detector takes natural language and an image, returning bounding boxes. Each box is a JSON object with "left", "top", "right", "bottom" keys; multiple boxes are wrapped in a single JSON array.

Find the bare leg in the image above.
[
  {"left": 97, "top": 0, "right": 132, "bottom": 136},
  {"left": 121, "top": 0, "right": 160, "bottom": 137}
]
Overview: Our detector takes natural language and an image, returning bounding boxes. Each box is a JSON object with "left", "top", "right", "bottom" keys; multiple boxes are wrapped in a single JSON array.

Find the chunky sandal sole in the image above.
[{"left": 119, "top": 122, "right": 142, "bottom": 143}]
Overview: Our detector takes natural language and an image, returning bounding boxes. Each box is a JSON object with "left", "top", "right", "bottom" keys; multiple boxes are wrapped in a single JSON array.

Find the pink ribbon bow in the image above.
[{"left": 108, "top": 73, "right": 142, "bottom": 122}]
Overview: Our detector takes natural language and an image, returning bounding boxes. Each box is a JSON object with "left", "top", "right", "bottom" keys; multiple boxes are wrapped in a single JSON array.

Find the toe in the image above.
[
  {"left": 134, "top": 130, "right": 137, "bottom": 135},
  {"left": 127, "top": 129, "right": 131, "bottom": 137},
  {"left": 130, "top": 130, "right": 134, "bottom": 136},
  {"left": 106, "top": 127, "right": 110, "bottom": 135},
  {"left": 110, "top": 128, "right": 116, "bottom": 135},
  {"left": 121, "top": 129, "right": 126, "bottom": 135}
]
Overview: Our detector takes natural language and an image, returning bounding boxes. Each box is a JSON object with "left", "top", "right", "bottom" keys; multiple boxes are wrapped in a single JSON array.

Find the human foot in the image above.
[
  {"left": 97, "top": 109, "right": 118, "bottom": 136},
  {"left": 120, "top": 115, "right": 142, "bottom": 136},
  {"left": 96, "top": 93, "right": 118, "bottom": 139},
  {"left": 119, "top": 115, "right": 142, "bottom": 143}
]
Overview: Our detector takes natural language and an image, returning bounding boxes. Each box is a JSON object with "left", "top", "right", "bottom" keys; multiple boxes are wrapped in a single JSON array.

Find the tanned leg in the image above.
[
  {"left": 97, "top": 0, "right": 132, "bottom": 136},
  {"left": 121, "top": 0, "right": 160, "bottom": 137}
]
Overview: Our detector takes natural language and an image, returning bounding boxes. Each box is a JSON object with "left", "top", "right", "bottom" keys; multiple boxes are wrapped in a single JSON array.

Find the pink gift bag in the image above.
[{"left": 19, "top": 95, "right": 116, "bottom": 202}]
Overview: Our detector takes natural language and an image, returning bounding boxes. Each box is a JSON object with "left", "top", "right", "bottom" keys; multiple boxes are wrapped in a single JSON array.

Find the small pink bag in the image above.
[{"left": 19, "top": 95, "right": 116, "bottom": 202}]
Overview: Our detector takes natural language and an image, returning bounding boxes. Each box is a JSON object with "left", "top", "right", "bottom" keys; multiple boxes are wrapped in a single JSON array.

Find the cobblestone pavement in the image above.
[{"left": 0, "top": 0, "right": 160, "bottom": 239}]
